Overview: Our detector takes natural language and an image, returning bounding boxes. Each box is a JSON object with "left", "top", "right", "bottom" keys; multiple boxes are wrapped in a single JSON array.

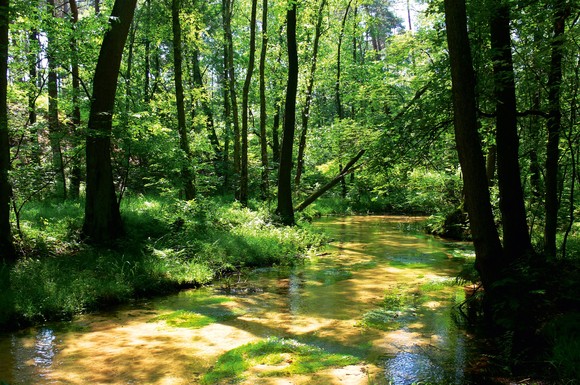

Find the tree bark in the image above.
[
  {"left": 240, "top": 0, "right": 258, "bottom": 206},
  {"left": 47, "top": 0, "right": 66, "bottom": 200},
  {"left": 258, "top": 0, "right": 269, "bottom": 200},
  {"left": 544, "top": 0, "right": 568, "bottom": 259},
  {"left": 295, "top": 0, "right": 326, "bottom": 188},
  {"left": 489, "top": 0, "right": 532, "bottom": 259},
  {"left": 276, "top": 1, "right": 298, "bottom": 226},
  {"left": 0, "top": 0, "right": 16, "bottom": 261},
  {"left": 224, "top": 0, "right": 241, "bottom": 196},
  {"left": 83, "top": 0, "right": 137, "bottom": 244},
  {"left": 444, "top": 0, "right": 503, "bottom": 289},
  {"left": 172, "top": 0, "right": 195, "bottom": 200},
  {"left": 69, "top": 0, "right": 82, "bottom": 199}
]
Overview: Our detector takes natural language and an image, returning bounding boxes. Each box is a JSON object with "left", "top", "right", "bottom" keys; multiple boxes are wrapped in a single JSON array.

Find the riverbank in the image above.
[{"left": 0, "top": 196, "right": 325, "bottom": 332}]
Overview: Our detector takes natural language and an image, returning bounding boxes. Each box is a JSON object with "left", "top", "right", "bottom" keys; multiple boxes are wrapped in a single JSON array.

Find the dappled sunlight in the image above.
[{"left": 0, "top": 216, "right": 477, "bottom": 385}]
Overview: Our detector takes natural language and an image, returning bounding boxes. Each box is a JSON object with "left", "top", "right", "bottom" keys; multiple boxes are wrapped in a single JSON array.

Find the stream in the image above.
[{"left": 0, "top": 215, "right": 481, "bottom": 385}]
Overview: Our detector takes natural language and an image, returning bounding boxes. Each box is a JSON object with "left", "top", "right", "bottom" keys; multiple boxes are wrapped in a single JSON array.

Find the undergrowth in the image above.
[{"left": 0, "top": 195, "right": 325, "bottom": 330}]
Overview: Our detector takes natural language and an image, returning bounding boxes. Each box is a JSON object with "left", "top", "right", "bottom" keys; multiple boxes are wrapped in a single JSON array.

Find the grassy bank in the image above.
[{"left": 0, "top": 196, "right": 325, "bottom": 331}]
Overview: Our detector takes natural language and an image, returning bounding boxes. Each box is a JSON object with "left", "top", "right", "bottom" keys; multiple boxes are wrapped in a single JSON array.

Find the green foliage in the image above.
[
  {"left": 201, "top": 337, "right": 360, "bottom": 384},
  {"left": 0, "top": 195, "right": 322, "bottom": 330},
  {"left": 544, "top": 313, "right": 580, "bottom": 383}
]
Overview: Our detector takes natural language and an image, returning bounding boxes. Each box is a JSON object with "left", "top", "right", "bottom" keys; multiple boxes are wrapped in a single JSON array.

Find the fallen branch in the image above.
[{"left": 295, "top": 149, "right": 365, "bottom": 212}]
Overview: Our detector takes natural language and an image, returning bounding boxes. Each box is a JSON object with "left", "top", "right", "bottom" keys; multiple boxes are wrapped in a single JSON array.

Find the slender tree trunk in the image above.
[
  {"left": 94, "top": 0, "right": 99, "bottom": 14},
  {"left": 258, "top": 0, "right": 269, "bottom": 200},
  {"left": 83, "top": 0, "right": 137, "bottom": 244},
  {"left": 240, "top": 0, "right": 258, "bottom": 206},
  {"left": 222, "top": 8, "right": 232, "bottom": 191},
  {"left": 336, "top": 0, "right": 352, "bottom": 121},
  {"left": 47, "top": 0, "right": 66, "bottom": 200},
  {"left": 276, "top": 1, "right": 298, "bottom": 226},
  {"left": 172, "top": 0, "right": 195, "bottom": 200},
  {"left": 0, "top": 0, "right": 16, "bottom": 261},
  {"left": 544, "top": 0, "right": 568, "bottom": 259},
  {"left": 68, "top": 0, "right": 82, "bottom": 199},
  {"left": 295, "top": 0, "right": 326, "bottom": 188},
  {"left": 192, "top": 46, "right": 221, "bottom": 163},
  {"left": 27, "top": 30, "right": 40, "bottom": 165},
  {"left": 143, "top": 0, "right": 151, "bottom": 103},
  {"left": 224, "top": 0, "right": 241, "bottom": 196},
  {"left": 444, "top": 0, "right": 504, "bottom": 289},
  {"left": 489, "top": 0, "right": 532, "bottom": 259}
]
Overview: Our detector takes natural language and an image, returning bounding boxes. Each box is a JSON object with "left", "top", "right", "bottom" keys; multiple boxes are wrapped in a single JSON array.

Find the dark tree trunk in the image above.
[
  {"left": 171, "top": 0, "right": 195, "bottom": 200},
  {"left": 47, "top": 0, "right": 66, "bottom": 200},
  {"left": 224, "top": 0, "right": 241, "bottom": 196},
  {"left": 489, "top": 0, "right": 532, "bottom": 259},
  {"left": 83, "top": 0, "right": 137, "bottom": 244},
  {"left": 143, "top": 0, "right": 151, "bottom": 103},
  {"left": 240, "top": 0, "right": 258, "bottom": 206},
  {"left": 0, "top": 0, "right": 16, "bottom": 261},
  {"left": 222, "top": 13, "right": 232, "bottom": 191},
  {"left": 544, "top": 0, "right": 568, "bottom": 259},
  {"left": 192, "top": 47, "right": 221, "bottom": 165},
  {"left": 259, "top": 0, "right": 269, "bottom": 200},
  {"left": 276, "top": 1, "right": 298, "bottom": 226},
  {"left": 69, "top": 0, "right": 82, "bottom": 199},
  {"left": 27, "top": 30, "right": 40, "bottom": 165},
  {"left": 335, "top": 0, "right": 352, "bottom": 121},
  {"left": 295, "top": 0, "right": 326, "bottom": 188},
  {"left": 444, "top": 0, "right": 504, "bottom": 289},
  {"left": 485, "top": 144, "right": 496, "bottom": 186}
]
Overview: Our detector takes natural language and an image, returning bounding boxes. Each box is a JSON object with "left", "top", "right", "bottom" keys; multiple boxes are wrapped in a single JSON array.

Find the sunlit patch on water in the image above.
[{"left": 33, "top": 328, "right": 56, "bottom": 368}]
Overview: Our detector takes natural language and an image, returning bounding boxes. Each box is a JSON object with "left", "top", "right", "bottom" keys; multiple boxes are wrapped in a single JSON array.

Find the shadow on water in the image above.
[{"left": 0, "top": 215, "right": 484, "bottom": 385}]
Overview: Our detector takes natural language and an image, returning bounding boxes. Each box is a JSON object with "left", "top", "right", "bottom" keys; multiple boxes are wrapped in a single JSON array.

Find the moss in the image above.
[{"left": 202, "top": 337, "right": 360, "bottom": 384}]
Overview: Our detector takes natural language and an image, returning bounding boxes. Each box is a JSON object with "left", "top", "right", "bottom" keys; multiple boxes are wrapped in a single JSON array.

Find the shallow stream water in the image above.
[{"left": 0, "top": 215, "right": 480, "bottom": 385}]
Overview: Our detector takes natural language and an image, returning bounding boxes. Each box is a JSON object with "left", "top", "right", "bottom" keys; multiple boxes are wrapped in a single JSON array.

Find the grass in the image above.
[
  {"left": 201, "top": 337, "right": 361, "bottom": 384},
  {"left": 0, "top": 195, "right": 325, "bottom": 331}
]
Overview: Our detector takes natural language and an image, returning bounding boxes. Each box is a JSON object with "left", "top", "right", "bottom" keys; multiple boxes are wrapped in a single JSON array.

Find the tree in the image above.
[
  {"left": 47, "top": 0, "right": 67, "bottom": 200},
  {"left": 276, "top": 0, "right": 298, "bottom": 226},
  {"left": 444, "top": 0, "right": 503, "bottom": 289},
  {"left": 68, "top": 0, "right": 82, "bottom": 199},
  {"left": 544, "top": 0, "right": 568, "bottom": 259},
  {"left": 488, "top": 0, "right": 532, "bottom": 259},
  {"left": 258, "top": 0, "right": 269, "bottom": 200},
  {"left": 172, "top": 0, "right": 196, "bottom": 200},
  {"left": 240, "top": 0, "right": 258, "bottom": 206},
  {"left": 83, "top": 0, "right": 137, "bottom": 244},
  {"left": 295, "top": 0, "right": 327, "bottom": 188},
  {"left": 0, "top": 0, "right": 16, "bottom": 261}
]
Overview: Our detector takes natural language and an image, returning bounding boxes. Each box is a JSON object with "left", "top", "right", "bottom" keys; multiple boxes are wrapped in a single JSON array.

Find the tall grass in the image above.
[{"left": 0, "top": 195, "right": 325, "bottom": 330}]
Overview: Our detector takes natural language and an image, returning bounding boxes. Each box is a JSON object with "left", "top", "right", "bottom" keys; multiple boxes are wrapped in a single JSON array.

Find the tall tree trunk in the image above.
[
  {"left": 489, "top": 0, "right": 532, "bottom": 259},
  {"left": 172, "top": 0, "right": 195, "bottom": 200},
  {"left": 0, "top": 0, "right": 16, "bottom": 261},
  {"left": 276, "top": 1, "right": 298, "bottom": 226},
  {"left": 224, "top": 0, "right": 241, "bottom": 196},
  {"left": 83, "top": 0, "right": 137, "bottom": 244},
  {"left": 240, "top": 0, "right": 257, "bottom": 206},
  {"left": 336, "top": 0, "right": 352, "bottom": 121},
  {"left": 27, "top": 30, "right": 40, "bottom": 165},
  {"left": 295, "top": 0, "right": 326, "bottom": 188},
  {"left": 258, "top": 0, "right": 269, "bottom": 200},
  {"left": 192, "top": 46, "right": 221, "bottom": 164},
  {"left": 222, "top": 8, "right": 232, "bottom": 191},
  {"left": 69, "top": 0, "right": 82, "bottom": 199},
  {"left": 47, "top": 0, "right": 66, "bottom": 200},
  {"left": 544, "top": 0, "right": 568, "bottom": 259},
  {"left": 444, "top": 0, "right": 504, "bottom": 289},
  {"left": 143, "top": 0, "right": 151, "bottom": 103}
]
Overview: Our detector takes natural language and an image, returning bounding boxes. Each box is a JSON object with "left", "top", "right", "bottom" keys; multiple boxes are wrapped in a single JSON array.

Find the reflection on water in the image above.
[{"left": 0, "top": 215, "right": 480, "bottom": 385}]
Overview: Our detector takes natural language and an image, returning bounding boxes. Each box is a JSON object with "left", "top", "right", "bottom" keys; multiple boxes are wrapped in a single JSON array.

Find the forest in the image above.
[{"left": 0, "top": 0, "right": 579, "bottom": 383}]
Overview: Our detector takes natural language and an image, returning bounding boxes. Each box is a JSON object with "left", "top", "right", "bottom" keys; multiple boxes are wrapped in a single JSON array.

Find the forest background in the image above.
[{"left": 0, "top": 0, "right": 579, "bottom": 382}]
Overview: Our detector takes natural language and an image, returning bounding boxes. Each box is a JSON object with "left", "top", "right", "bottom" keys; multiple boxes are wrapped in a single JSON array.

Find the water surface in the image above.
[{"left": 0, "top": 215, "right": 477, "bottom": 385}]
